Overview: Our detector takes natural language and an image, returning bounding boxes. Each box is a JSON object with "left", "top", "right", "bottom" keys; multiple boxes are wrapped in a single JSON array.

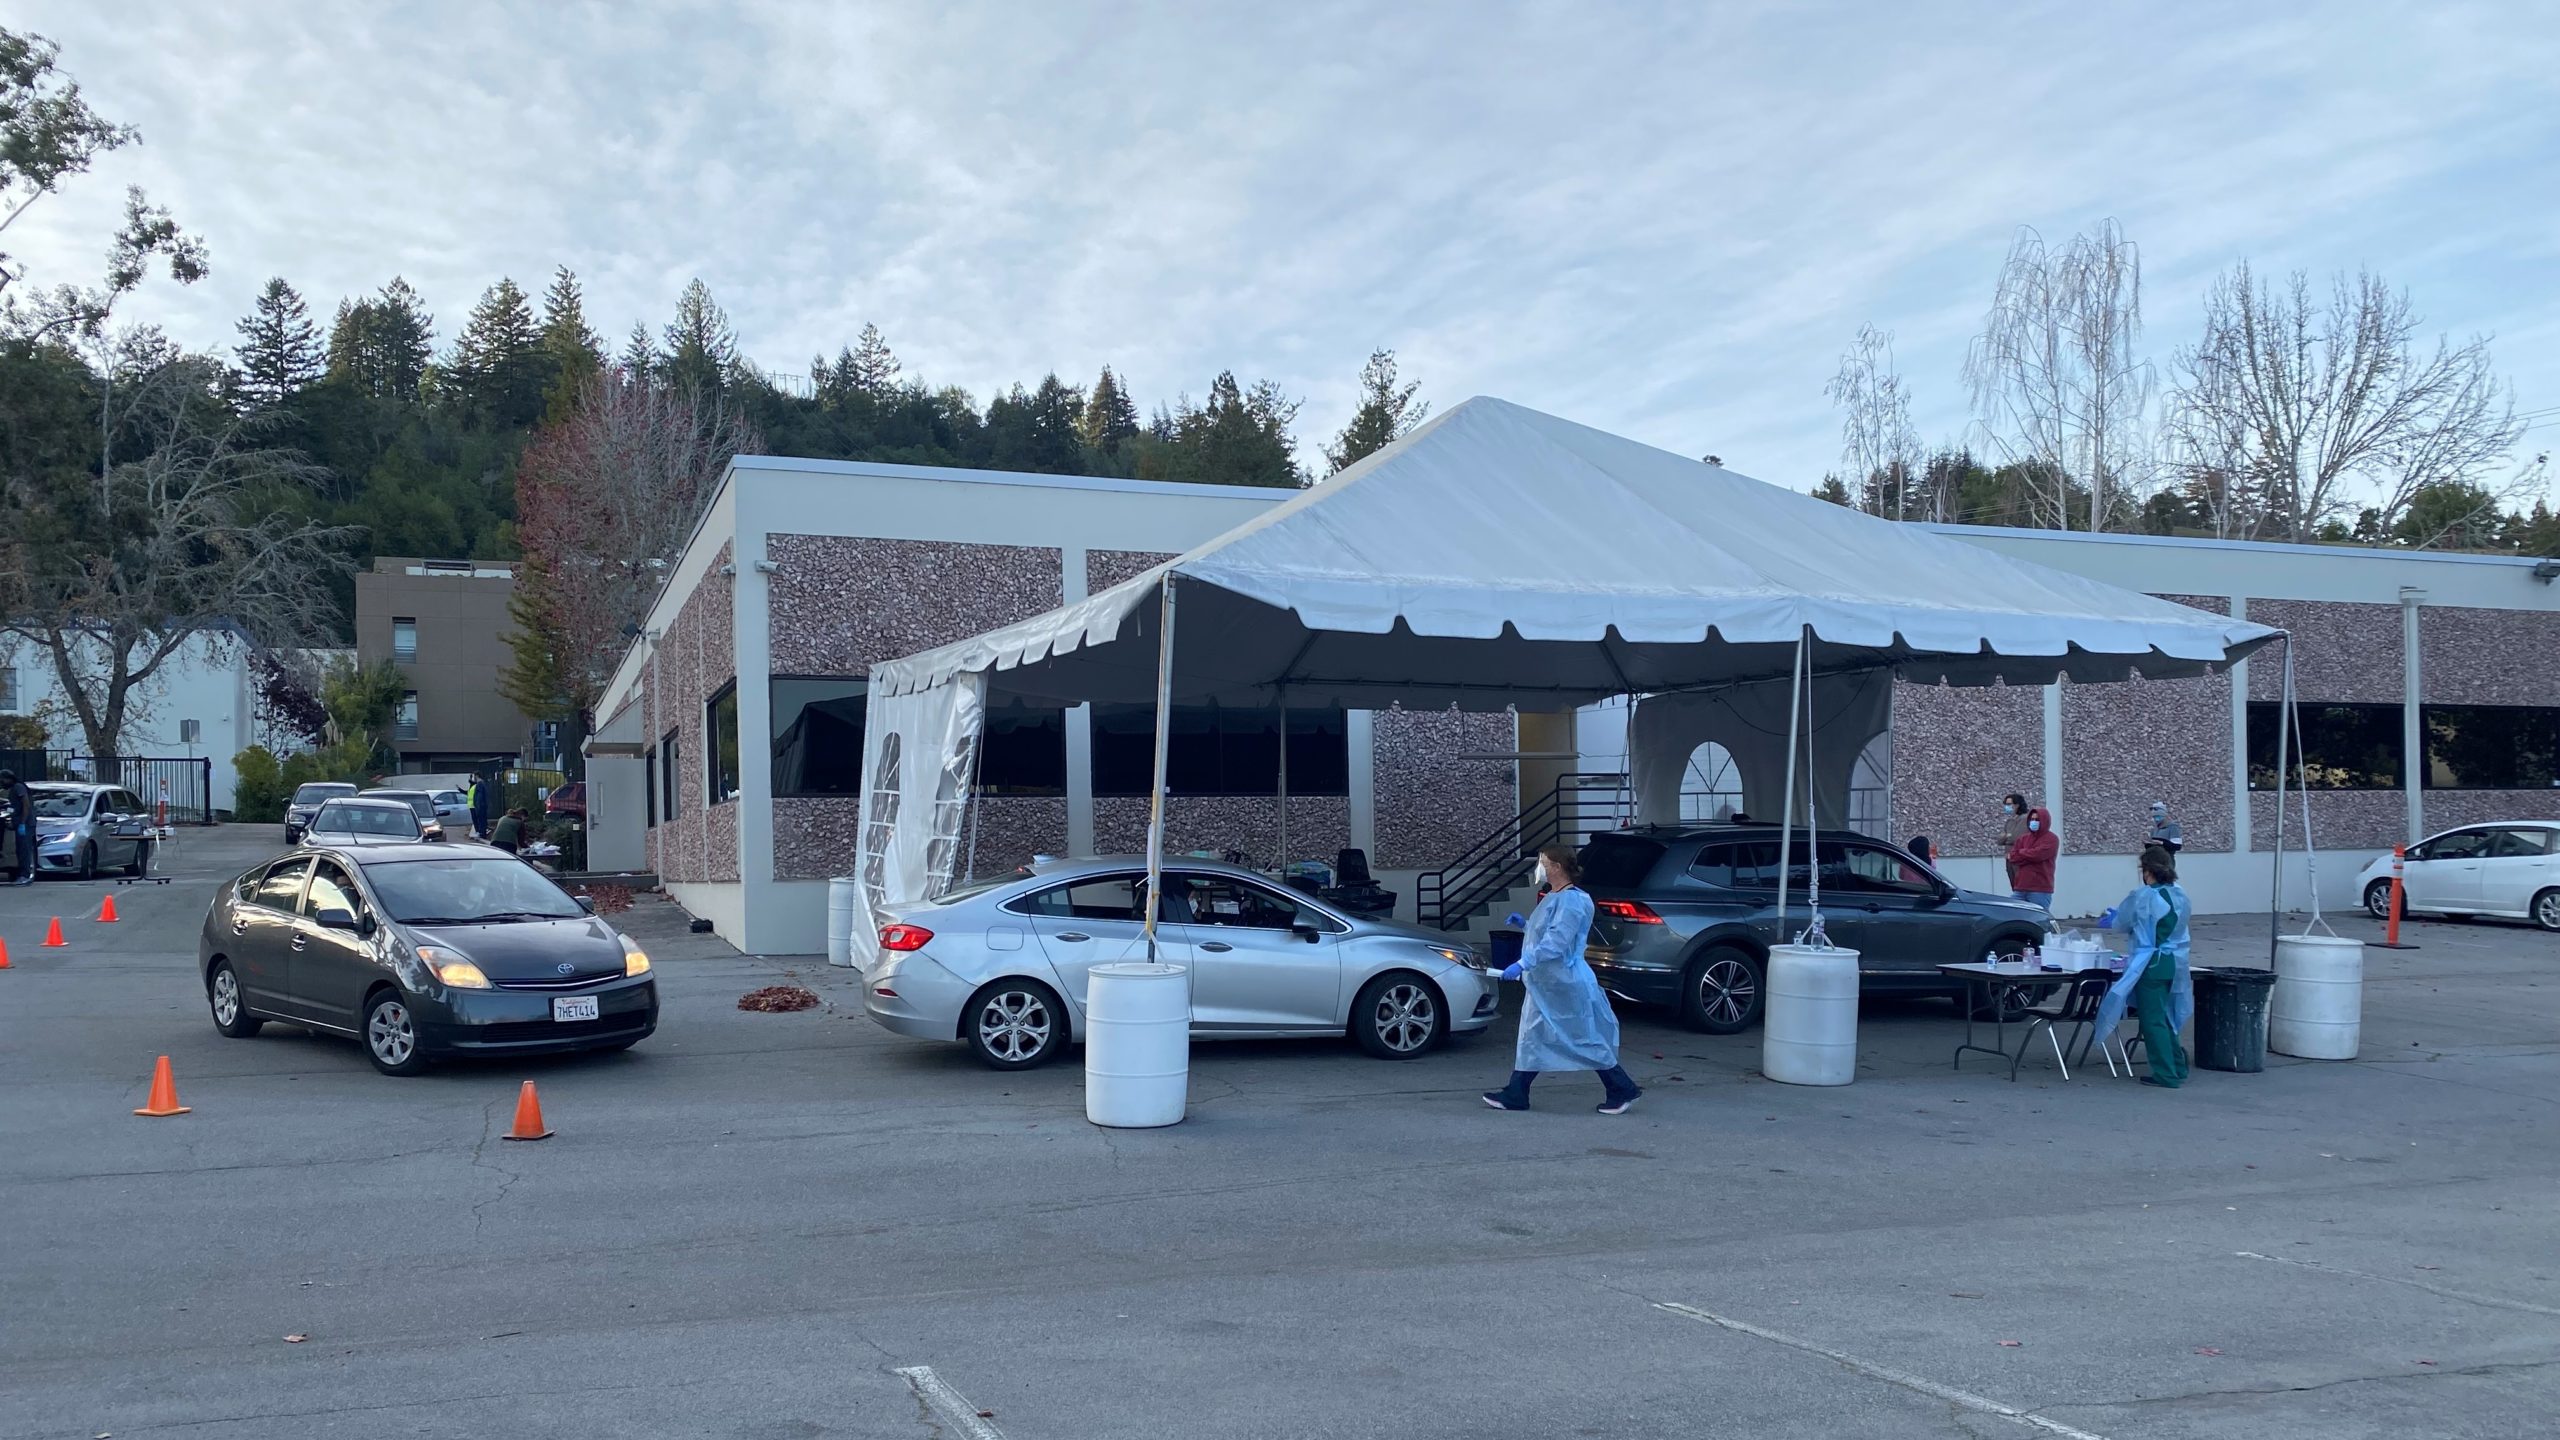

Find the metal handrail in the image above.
[{"left": 1419, "top": 772, "right": 1632, "bottom": 929}]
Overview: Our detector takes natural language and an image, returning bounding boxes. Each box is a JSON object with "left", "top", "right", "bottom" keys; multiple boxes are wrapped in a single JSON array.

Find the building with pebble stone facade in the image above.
[{"left": 587, "top": 451, "right": 2560, "bottom": 952}]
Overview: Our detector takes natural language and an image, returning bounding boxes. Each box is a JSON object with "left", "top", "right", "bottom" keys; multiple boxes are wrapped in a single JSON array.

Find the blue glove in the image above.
[
  {"left": 1505, "top": 913, "right": 1525, "bottom": 928},
  {"left": 1499, "top": 962, "right": 1525, "bottom": 981},
  {"left": 2098, "top": 906, "right": 2119, "bottom": 929}
]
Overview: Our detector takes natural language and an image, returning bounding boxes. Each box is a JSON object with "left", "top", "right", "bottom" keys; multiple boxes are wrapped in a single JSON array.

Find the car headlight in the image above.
[
  {"left": 1428, "top": 944, "right": 1482, "bottom": 969},
  {"left": 622, "top": 939, "right": 651, "bottom": 977},
  {"left": 418, "top": 945, "right": 491, "bottom": 990}
]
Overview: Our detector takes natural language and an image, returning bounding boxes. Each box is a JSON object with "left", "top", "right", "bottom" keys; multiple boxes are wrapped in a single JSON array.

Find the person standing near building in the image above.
[
  {"left": 2096, "top": 845, "right": 2193, "bottom": 1089},
  {"left": 1998, "top": 793, "right": 2030, "bottom": 852},
  {"left": 2147, "top": 801, "right": 2184, "bottom": 854},
  {"left": 1483, "top": 844, "right": 1643, "bottom": 1115},
  {"left": 469, "top": 773, "right": 491, "bottom": 840},
  {"left": 2006, "top": 805, "right": 2059, "bottom": 910},
  {"left": 2, "top": 770, "right": 32, "bottom": 885}
]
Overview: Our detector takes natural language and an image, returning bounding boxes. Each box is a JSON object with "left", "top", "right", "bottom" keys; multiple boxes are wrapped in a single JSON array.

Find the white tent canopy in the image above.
[{"left": 876, "top": 396, "right": 2280, "bottom": 711}]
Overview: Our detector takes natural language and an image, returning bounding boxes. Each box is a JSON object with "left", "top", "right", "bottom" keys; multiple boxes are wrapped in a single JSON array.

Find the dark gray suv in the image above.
[{"left": 1576, "top": 826, "right": 2053, "bottom": 1034}]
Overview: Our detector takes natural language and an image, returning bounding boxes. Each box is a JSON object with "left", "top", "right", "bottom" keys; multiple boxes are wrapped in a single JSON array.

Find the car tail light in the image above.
[
  {"left": 873, "top": 985, "right": 899, "bottom": 998},
  {"left": 1595, "top": 898, "right": 1665, "bottom": 925},
  {"left": 879, "top": 924, "right": 934, "bottom": 952}
]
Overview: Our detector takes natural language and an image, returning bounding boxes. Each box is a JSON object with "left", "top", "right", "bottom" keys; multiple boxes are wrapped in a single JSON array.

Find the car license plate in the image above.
[{"left": 552, "top": 995, "right": 600, "bottom": 1022}]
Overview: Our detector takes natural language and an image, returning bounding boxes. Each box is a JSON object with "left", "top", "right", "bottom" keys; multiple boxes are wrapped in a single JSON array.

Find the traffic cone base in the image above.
[
  {"left": 43, "top": 917, "right": 66, "bottom": 948},
  {"left": 97, "top": 893, "right": 119, "bottom": 923},
  {"left": 502, "top": 1080, "right": 552, "bottom": 1141},
  {"left": 0, "top": 935, "right": 12, "bottom": 969},
  {"left": 135, "top": 1055, "right": 190, "bottom": 1117}
]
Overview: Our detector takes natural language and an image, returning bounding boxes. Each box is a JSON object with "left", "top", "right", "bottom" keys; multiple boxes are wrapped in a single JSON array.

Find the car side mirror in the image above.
[
  {"left": 315, "top": 907, "right": 359, "bottom": 932},
  {"left": 577, "top": 895, "right": 597, "bottom": 914}
]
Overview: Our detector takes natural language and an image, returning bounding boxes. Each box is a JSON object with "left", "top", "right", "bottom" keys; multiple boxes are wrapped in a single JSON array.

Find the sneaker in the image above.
[
  {"left": 1597, "top": 1090, "right": 1643, "bottom": 1115},
  {"left": 2138, "top": 1076, "right": 2179, "bottom": 1089},
  {"left": 1482, "top": 1092, "right": 1529, "bottom": 1111}
]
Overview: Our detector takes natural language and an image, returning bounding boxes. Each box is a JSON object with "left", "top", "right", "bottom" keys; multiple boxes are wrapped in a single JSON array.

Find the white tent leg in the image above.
[
  {"left": 2269, "top": 636, "right": 2293, "bottom": 964},
  {"left": 1142, "top": 576, "right": 1179, "bottom": 966},
  {"left": 1774, "top": 629, "right": 1807, "bottom": 933}
]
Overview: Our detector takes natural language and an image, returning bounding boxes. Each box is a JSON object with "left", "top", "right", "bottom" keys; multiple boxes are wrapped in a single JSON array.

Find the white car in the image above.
[{"left": 2356, "top": 822, "right": 2560, "bottom": 932}]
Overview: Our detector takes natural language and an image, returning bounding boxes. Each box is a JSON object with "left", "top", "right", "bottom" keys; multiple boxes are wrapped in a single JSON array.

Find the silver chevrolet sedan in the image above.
[{"left": 864, "top": 857, "right": 1502, "bottom": 1069}]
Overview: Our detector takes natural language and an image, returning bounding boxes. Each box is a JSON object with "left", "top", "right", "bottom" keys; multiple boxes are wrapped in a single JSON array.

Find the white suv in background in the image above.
[{"left": 2358, "top": 822, "right": 2560, "bottom": 932}]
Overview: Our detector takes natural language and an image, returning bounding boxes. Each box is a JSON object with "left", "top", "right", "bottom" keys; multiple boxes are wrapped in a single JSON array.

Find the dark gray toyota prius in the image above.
[{"left": 198, "top": 843, "right": 657, "bottom": 1075}]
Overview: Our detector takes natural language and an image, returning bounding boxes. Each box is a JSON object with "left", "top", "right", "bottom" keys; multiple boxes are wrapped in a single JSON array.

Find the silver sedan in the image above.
[{"left": 864, "top": 857, "right": 1502, "bottom": 1069}]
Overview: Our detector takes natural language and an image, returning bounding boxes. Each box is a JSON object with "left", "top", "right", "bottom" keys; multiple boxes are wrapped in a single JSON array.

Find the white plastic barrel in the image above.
[
  {"left": 2270, "top": 934, "right": 2364, "bottom": 1060},
  {"left": 1761, "top": 944, "right": 1860, "bottom": 1086},
  {"left": 1085, "top": 962, "right": 1190, "bottom": 1128},
  {"left": 827, "top": 876, "right": 860, "bottom": 969}
]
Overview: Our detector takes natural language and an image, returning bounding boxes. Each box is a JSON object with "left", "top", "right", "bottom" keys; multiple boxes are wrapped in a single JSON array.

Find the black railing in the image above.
[
  {"left": 1417, "top": 773, "right": 1637, "bottom": 930},
  {"left": 10, "top": 754, "right": 218, "bottom": 823}
]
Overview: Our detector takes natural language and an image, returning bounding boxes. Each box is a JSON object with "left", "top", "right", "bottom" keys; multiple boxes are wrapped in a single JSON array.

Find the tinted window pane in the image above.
[
  {"left": 2423, "top": 705, "right": 2560, "bottom": 790},
  {"left": 1090, "top": 705, "right": 1350, "bottom": 796},
  {"left": 771, "top": 679, "right": 866, "bottom": 797},
  {"left": 979, "top": 709, "right": 1067, "bottom": 796},
  {"left": 1579, "top": 835, "right": 1667, "bottom": 889},
  {"left": 1017, "top": 875, "right": 1142, "bottom": 920},
  {"left": 707, "top": 685, "right": 741, "bottom": 804},
  {"left": 252, "top": 860, "right": 310, "bottom": 911},
  {"left": 2247, "top": 703, "right": 2402, "bottom": 790},
  {"left": 304, "top": 862, "right": 362, "bottom": 918}
]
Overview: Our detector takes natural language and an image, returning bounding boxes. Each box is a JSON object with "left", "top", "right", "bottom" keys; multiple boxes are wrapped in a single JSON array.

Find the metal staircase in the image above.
[{"left": 1416, "top": 773, "right": 1635, "bottom": 931}]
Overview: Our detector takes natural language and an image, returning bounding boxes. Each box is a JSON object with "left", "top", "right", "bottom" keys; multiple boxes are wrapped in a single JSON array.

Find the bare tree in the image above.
[
  {"left": 1824, "top": 325, "right": 1924, "bottom": 519},
  {"left": 1963, "top": 220, "right": 2155, "bottom": 531},
  {"left": 0, "top": 351, "right": 353, "bottom": 756},
  {"left": 2165, "top": 265, "right": 2522, "bottom": 542},
  {"left": 505, "top": 368, "right": 763, "bottom": 725}
]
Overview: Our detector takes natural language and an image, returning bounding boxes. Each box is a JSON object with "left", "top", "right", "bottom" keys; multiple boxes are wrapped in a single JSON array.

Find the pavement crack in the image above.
[
  {"left": 467, "top": 1096, "right": 522, "bottom": 1240},
  {"left": 2066, "top": 1354, "right": 2560, "bottom": 1411}
]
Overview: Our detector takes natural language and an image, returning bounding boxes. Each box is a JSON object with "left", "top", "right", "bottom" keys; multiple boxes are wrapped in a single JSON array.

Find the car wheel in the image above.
[
  {"left": 2534, "top": 889, "right": 2560, "bottom": 934},
  {"left": 125, "top": 840, "right": 150, "bottom": 879},
  {"left": 1681, "top": 947, "right": 1764, "bottom": 1034},
  {"left": 964, "top": 979, "right": 1066, "bottom": 1070},
  {"left": 76, "top": 842, "right": 96, "bottom": 881},
  {"left": 1352, "top": 972, "right": 1445, "bottom": 1059},
  {"left": 206, "top": 961, "right": 263, "bottom": 1039},
  {"left": 362, "top": 990, "right": 432, "bottom": 1076},
  {"left": 2363, "top": 880, "right": 2395, "bottom": 920}
]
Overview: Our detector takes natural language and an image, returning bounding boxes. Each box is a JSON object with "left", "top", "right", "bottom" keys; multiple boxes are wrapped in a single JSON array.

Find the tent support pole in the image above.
[
  {"left": 1775, "top": 627, "right": 1808, "bottom": 944},
  {"left": 2269, "top": 637, "right": 2295, "bottom": 965},
  {"left": 1276, "top": 691, "right": 1289, "bottom": 875},
  {"left": 1143, "top": 576, "right": 1179, "bottom": 965}
]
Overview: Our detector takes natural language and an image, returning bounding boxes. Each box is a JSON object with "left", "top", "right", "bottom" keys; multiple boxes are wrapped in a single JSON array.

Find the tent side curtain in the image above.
[{"left": 838, "top": 672, "right": 985, "bottom": 968}]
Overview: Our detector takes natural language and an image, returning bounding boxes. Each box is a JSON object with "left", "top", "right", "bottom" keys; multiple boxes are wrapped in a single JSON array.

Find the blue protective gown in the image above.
[
  {"left": 2095, "top": 881, "right": 2194, "bottom": 1042},
  {"left": 1512, "top": 887, "right": 1622, "bottom": 1072}
]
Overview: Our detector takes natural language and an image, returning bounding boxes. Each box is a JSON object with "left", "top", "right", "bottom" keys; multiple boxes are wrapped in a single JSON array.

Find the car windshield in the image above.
[
  {"left": 367, "top": 792, "right": 438, "bottom": 820},
  {"left": 28, "top": 790, "right": 91, "bottom": 819},
  {"left": 361, "top": 856, "right": 585, "bottom": 924},
  {"left": 315, "top": 803, "right": 421, "bottom": 837},
  {"left": 292, "top": 783, "right": 356, "bottom": 805}
]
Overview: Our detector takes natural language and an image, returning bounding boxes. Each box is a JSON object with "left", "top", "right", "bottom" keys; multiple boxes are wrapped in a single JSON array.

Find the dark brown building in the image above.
[{"left": 354, "top": 558, "right": 543, "bottom": 772}]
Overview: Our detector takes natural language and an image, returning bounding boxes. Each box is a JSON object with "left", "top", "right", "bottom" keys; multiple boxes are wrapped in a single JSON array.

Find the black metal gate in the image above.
[{"left": 61, "top": 756, "right": 217, "bottom": 824}]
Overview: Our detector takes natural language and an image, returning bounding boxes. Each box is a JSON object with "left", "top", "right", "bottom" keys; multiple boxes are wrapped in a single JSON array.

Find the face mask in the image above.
[
  {"left": 2029, "top": 820, "right": 2042, "bottom": 832},
  {"left": 2004, "top": 803, "right": 2017, "bottom": 814}
]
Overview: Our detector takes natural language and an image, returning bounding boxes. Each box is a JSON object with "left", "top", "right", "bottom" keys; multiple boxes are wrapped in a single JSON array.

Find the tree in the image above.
[
  {"left": 2165, "top": 264, "right": 2522, "bottom": 542},
  {"left": 617, "top": 321, "right": 658, "bottom": 381},
  {"left": 660, "top": 278, "right": 735, "bottom": 397},
  {"left": 1078, "top": 365, "right": 1139, "bottom": 457},
  {"left": 0, "top": 347, "right": 353, "bottom": 756},
  {"left": 321, "top": 656, "right": 405, "bottom": 747},
  {"left": 443, "top": 276, "right": 543, "bottom": 426},
  {"left": 1323, "top": 348, "right": 1428, "bottom": 476},
  {"left": 231, "top": 277, "right": 322, "bottom": 409},
  {"left": 1155, "top": 371, "right": 1303, "bottom": 488},
  {"left": 325, "top": 277, "right": 434, "bottom": 401},
  {"left": 2394, "top": 480, "right": 2505, "bottom": 551},
  {"left": 1024, "top": 372, "right": 1085, "bottom": 473},
  {"left": 1811, "top": 475, "right": 1854, "bottom": 506},
  {"left": 248, "top": 647, "right": 329, "bottom": 751},
  {"left": 1963, "top": 220, "right": 2155, "bottom": 531},
  {"left": 536, "top": 265, "right": 602, "bottom": 419},
  {"left": 1824, "top": 325, "right": 1921, "bottom": 519},
  {"left": 506, "top": 369, "right": 762, "bottom": 729},
  {"left": 847, "top": 322, "right": 899, "bottom": 394}
]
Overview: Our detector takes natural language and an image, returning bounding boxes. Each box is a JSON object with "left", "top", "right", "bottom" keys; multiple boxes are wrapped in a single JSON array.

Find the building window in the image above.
[
  {"left": 2423, "top": 705, "right": 2560, "bottom": 790},
  {"left": 395, "top": 691, "right": 420, "bottom": 741},
  {"left": 706, "top": 683, "right": 740, "bottom": 805},
  {"left": 0, "top": 665, "right": 18, "bottom": 712},
  {"left": 392, "top": 617, "right": 418, "bottom": 662},
  {"left": 1090, "top": 705, "right": 1350, "bottom": 797},
  {"left": 772, "top": 678, "right": 867, "bottom": 797},
  {"left": 645, "top": 747, "right": 658, "bottom": 828},
  {"left": 979, "top": 708, "right": 1067, "bottom": 796},
  {"left": 2246, "top": 702, "right": 2400, "bottom": 790},
  {"left": 660, "top": 731, "right": 681, "bottom": 820}
]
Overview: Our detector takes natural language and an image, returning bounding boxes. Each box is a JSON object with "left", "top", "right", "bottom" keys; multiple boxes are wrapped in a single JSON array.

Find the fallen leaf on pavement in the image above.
[
  {"left": 737, "top": 985, "right": 820, "bottom": 1012},
  {"left": 283, "top": 1334, "right": 307, "bottom": 1343},
  {"left": 1949, "top": 1292, "right": 1985, "bottom": 1300},
  {"left": 2418, "top": 1359, "right": 2436, "bottom": 1366},
  {"left": 977, "top": 1412, "right": 996, "bottom": 1420},
  {"left": 2194, "top": 1347, "right": 2222, "bottom": 1356},
  {"left": 1998, "top": 1340, "right": 2022, "bottom": 1347},
  {"left": 2416, "top": 1265, "right": 2441, "bottom": 1271}
]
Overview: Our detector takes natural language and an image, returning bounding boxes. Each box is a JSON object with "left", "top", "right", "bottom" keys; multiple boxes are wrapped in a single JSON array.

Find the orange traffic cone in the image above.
[
  {"left": 134, "top": 1055, "right": 191, "bottom": 1117},
  {"left": 43, "top": 917, "right": 66, "bottom": 948},
  {"left": 0, "top": 935, "right": 12, "bottom": 968},
  {"left": 502, "top": 1080, "right": 552, "bottom": 1141},
  {"left": 97, "top": 893, "right": 119, "bottom": 923}
]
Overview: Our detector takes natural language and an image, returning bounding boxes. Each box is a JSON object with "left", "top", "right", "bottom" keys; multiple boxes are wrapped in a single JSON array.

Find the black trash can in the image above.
[
  {"left": 2192, "top": 966, "right": 2277, "bottom": 1073},
  {"left": 1488, "top": 929, "right": 1524, "bottom": 974}
]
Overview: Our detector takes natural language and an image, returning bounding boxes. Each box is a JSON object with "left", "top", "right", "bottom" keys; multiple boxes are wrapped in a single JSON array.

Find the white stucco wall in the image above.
[{"left": 0, "top": 630, "right": 263, "bottom": 812}]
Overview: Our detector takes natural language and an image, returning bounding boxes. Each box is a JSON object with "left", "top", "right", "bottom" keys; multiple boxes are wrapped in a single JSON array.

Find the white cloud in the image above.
[{"left": 9, "top": 0, "right": 2555, "bottom": 489}]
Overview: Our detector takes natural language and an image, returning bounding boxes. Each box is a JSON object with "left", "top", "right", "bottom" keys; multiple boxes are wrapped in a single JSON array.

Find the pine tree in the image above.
[
  {"left": 661, "top": 278, "right": 735, "bottom": 397},
  {"left": 1026, "top": 373, "right": 1086, "bottom": 474},
  {"left": 446, "top": 277, "right": 544, "bottom": 426},
  {"left": 1078, "top": 365, "right": 1140, "bottom": 456},
  {"left": 374, "top": 277, "right": 434, "bottom": 398},
  {"left": 848, "top": 323, "right": 900, "bottom": 394},
  {"left": 537, "top": 266, "right": 602, "bottom": 418},
  {"left": 618, "top": 322, "right": 659, "bottom": 383},
  {"left": 1812, "top": 475, "right": 1854, "bottom": 506},
  {"left": 232, "top": 277, "right": 324, "bottom": 409},
  {"left": 1323, "top": 348, "right": 1428, "bottom": 475}
]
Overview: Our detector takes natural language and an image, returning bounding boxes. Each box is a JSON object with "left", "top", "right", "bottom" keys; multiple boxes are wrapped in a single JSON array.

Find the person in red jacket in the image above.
[{"left": 2006, "top": 806, "right": 2059, "bottom": 909}]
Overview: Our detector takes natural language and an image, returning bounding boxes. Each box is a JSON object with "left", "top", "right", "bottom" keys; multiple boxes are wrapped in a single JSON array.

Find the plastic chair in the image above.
[{"left": 2012, "top": 974, "right": 2114, "bottom": 1081}]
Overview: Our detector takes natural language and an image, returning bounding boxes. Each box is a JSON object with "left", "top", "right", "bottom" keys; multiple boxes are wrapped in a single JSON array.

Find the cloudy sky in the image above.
[{"left": 13, "top": 1, "right": 2558, "bottom": 491}]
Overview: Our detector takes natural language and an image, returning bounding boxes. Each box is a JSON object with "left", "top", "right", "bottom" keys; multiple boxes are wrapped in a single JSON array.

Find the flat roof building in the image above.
[{"left": 355, "top": 559, "right": 542, "bottom": 773}]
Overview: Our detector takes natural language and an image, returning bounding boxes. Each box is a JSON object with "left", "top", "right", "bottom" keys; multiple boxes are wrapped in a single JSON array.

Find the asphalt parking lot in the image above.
[{"left": 4, "top": 827, "right": 2557, "bottom": 1439}]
